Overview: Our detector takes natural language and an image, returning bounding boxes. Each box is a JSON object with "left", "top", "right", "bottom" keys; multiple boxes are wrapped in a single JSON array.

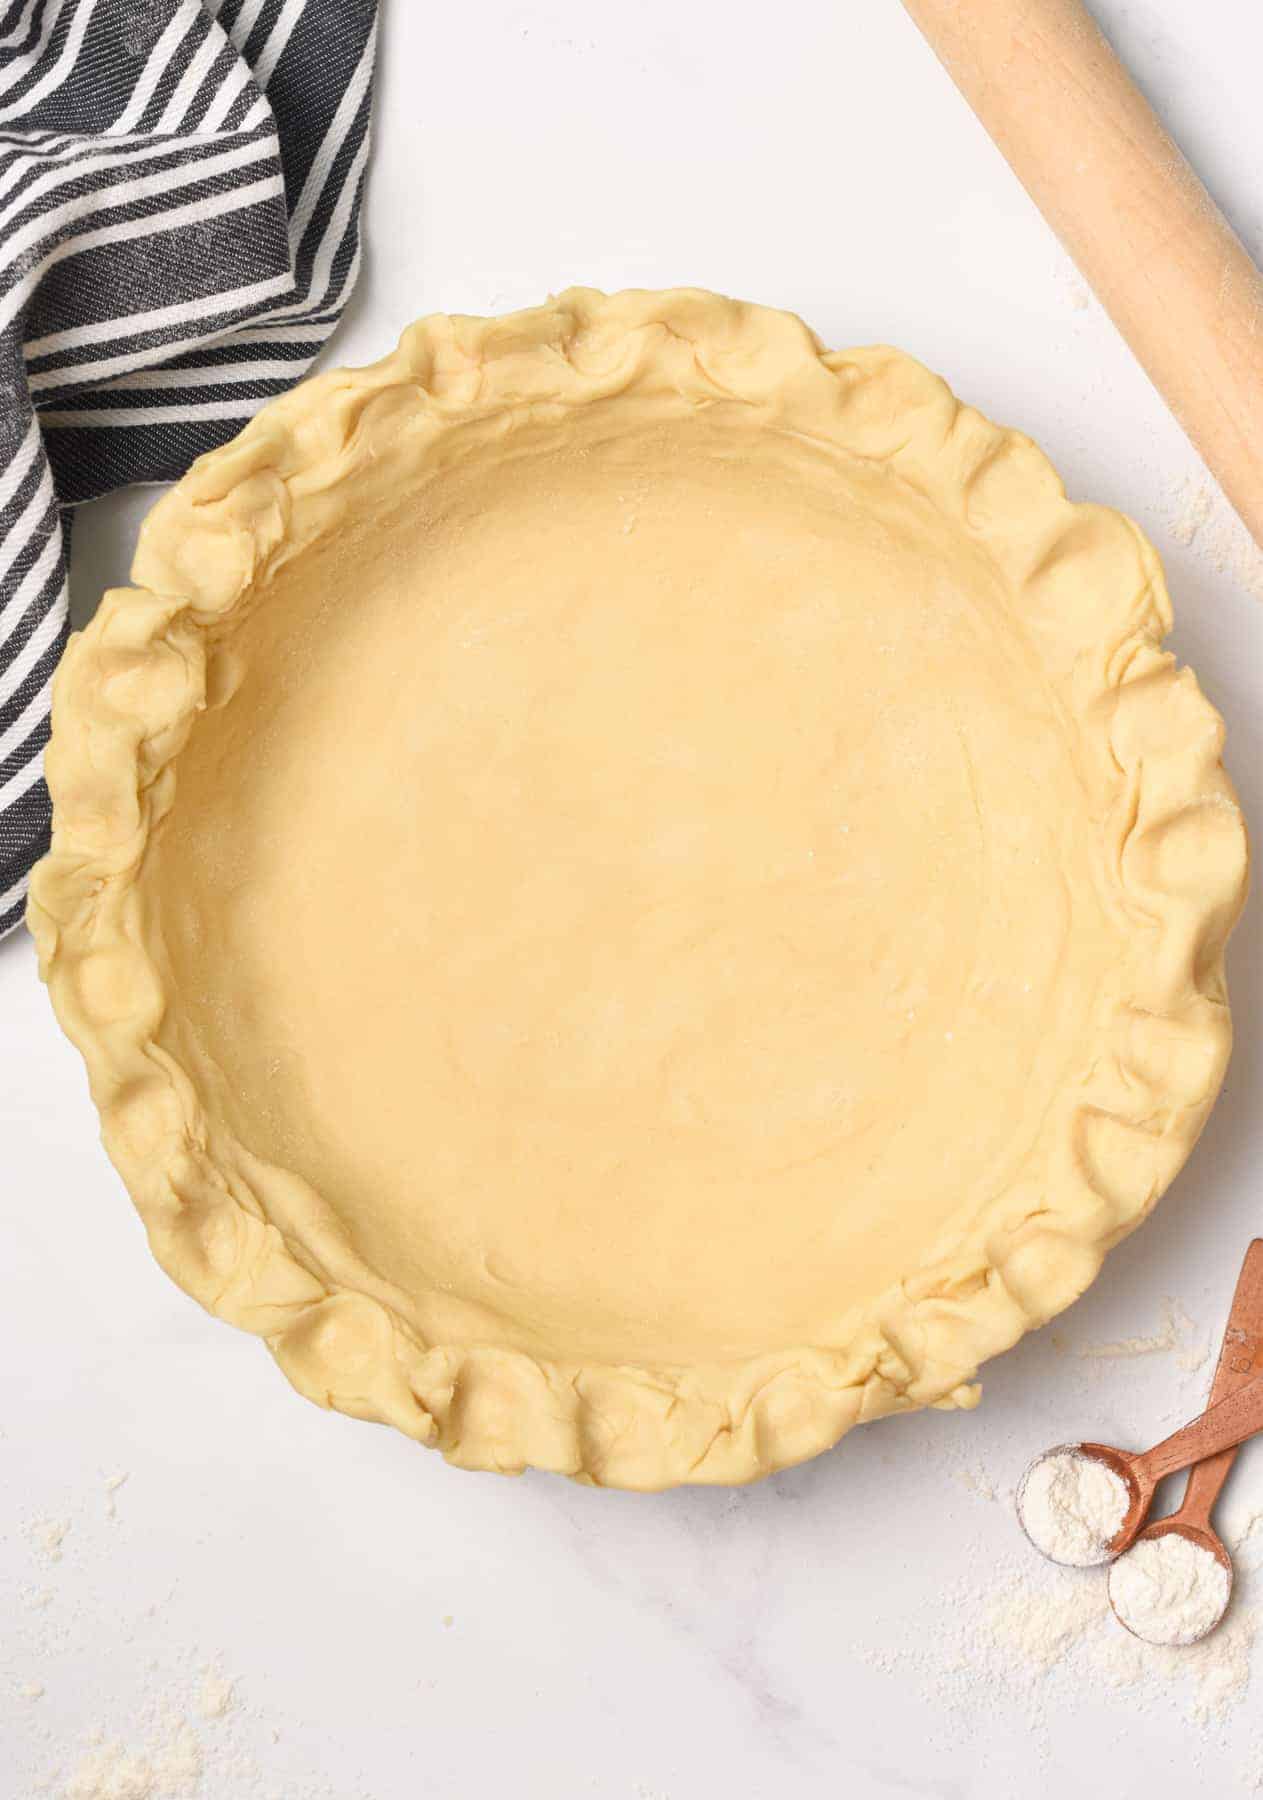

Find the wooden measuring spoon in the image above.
[
  {"left": 1107, "top": 1240, "right": 1263, "bottom": 1644},
  {"left": 1074, "top": 1394, "right": 1263, "bottom": 1558},
  {"left": 1019, "top": 1282, "right": 1263, "bottom": 1565},
  {"left": 1085, "top": 1266, "right": 1263, "bottom": 1560}
]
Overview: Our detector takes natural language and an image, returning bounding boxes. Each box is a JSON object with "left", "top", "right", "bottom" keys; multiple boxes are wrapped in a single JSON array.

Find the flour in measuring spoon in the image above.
[
  {"left": 1109, "top": 1531, "right": 1231, "bottom": 1645},
  {"left": 1018, "top": 1450, "right": 1130, "bottom": 1565}
]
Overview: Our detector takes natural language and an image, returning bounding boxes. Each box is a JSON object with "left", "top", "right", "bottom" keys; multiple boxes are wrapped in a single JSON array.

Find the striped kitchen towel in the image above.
[{"left": 0, "top": 0, "right": 378, "bottom": 938}]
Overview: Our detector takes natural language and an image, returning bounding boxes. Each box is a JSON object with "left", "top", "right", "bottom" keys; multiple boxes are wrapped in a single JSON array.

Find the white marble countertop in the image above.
[{"left": 4, "top": 3, "right": 1262, "bottom": 1796}]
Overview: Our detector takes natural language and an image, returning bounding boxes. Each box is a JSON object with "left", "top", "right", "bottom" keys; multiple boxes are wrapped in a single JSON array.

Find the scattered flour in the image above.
[
  {"left": 1085, "top": 1585, "right": 1256, "bottom": 1725},
  {"left": 1080, "top": 1328, "right": 1172, "bottom": 1358},
  {"left": 5, "top": 1481, "right": 356, "bottom": 1800},
  {"left": 1055, "top": 263, "right": 1093, "bottom": 312},
  {"left": 32, "top": 1519, "right": 71, "bottom": 1563},
  {"left": 1109, "top": 1531, "right": 1231, "bottom": 1646},
  {"left": 1017, "top": 1449, "right": 1130, "bottom": 1566},
  {"left": 1171, "top": 479, "right": 1215, "bottom": 546},
  {"left": 1232, "top": 1511, "right": 1263, "bottom": 1571},
  {"left": 861, "top": 1550, "right": 1259, "bottom": 1755},
  {"left": 1166, "top": 476, "right": 1263, "bottom": 600},
  {"left": 62, "top": 1721, "right": 202, "bottom": 1800},
  {"left": 988, "top": 1563, "right": 1105, "bottom": 1672},
  {"left": 21, "top": 1668, "right": 351, "bottom": 1800},
  {"left": 954, "top": 1468, "right": 998, "bottom": 1503},
  {"left": 1079, "top": 1297, "right": 1209, "bottom": 1374},
  {"left": 197, "top": 1668, "right": 234, "bottom": 1721}
]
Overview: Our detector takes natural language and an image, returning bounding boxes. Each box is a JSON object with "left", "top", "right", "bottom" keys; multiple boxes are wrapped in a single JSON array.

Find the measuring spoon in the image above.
[
  {"left": 1019, "top": 1313, "right": 1263, "bottom": 1564},
  {"left": 1106, "top": 1239, "right": 1263, "bottom": 1644}
]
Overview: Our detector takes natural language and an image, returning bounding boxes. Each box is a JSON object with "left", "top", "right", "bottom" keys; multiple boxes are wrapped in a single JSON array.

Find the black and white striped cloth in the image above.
[{"left": 0, "top": 0, "right": 378, "bottom": 938}]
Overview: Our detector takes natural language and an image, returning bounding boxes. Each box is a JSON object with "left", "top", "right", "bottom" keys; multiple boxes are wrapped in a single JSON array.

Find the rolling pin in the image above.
[{"left": 902, "top": 0, "right": 1263, "bottom": 554}]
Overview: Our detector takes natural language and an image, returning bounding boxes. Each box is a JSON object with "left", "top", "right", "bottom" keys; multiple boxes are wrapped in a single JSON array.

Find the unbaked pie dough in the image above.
[{"left": 30, "top": 289, "right": 1247, "bottom": 1488}]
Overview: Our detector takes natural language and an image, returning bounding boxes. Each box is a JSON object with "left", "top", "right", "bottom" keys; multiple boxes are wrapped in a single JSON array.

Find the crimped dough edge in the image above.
[{"left": 28, "top": 288, "right": 1248, "bottom": 1489}]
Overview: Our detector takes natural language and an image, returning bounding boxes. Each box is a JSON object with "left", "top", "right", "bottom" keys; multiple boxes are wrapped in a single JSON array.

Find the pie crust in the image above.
[{"left": 29, "top": 289, "right": 1248, "bottom": 1489}]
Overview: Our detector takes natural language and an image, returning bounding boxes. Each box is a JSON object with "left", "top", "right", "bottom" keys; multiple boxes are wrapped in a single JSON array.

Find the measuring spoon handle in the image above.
[
  {"left": 1138, "top": 1366, "right": 1263, "bottom": 1487},
  {"left": 1180, "top": 1240, "right": 1263, "bottom": 1523}
]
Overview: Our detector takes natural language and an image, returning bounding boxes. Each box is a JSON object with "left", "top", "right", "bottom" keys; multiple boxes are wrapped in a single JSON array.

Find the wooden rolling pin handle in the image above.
[{"left": 902, "top": 0, "right": 1263, "bottom": 553}]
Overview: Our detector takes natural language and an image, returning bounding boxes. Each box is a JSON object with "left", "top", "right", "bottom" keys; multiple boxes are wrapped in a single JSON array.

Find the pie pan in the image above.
[{"left": 29, "top": 289, "right": 1247, "bottom": 1489}]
